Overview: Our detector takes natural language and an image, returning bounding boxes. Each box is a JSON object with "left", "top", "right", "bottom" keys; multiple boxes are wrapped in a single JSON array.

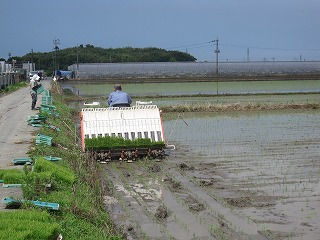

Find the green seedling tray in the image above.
[{"left": 12, "top": 158, "right": 33, "bottom": 165}]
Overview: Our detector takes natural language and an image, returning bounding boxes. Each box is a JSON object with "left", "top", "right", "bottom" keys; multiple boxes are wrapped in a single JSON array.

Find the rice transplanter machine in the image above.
[{"left": 80, "top": 102, "right": 173, "bottom": 162}]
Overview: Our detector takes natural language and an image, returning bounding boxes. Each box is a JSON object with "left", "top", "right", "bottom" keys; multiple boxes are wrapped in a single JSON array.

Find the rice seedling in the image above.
[
  {"left": 33, "top": 157, "right": 76, "bottom": 185},
  {"left": 85, "top": 136, "right": 164, "bottom": 150},
  {"left": 0, "top": 210, "right": 60, "bottom": 239},
  {"left": 0, "top": 169, "right": 26, "bottom": 184}
]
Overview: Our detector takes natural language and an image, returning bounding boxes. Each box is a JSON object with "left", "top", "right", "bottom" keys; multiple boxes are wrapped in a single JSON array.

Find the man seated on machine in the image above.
[{"left": 107, "top": 84, "right": 132, "bottom": 107}]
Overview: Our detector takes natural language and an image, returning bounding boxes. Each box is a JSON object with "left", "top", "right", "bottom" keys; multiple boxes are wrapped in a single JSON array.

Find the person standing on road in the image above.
[
  {"left": 29, "top": 74, "right": 40, "bottom": 110},
  {"left": 107, "top": 84, "right": 132, "bottom": 107}
]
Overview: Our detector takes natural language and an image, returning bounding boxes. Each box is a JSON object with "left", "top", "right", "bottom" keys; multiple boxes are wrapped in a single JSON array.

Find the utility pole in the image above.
[
  {"left": 31, "top": 49, "right": 34, "bottom": 71},
  {"left": 8, "top": 52, "right": 12, "bottom": 72},
  {"left": 76, "top": 45, "right": 80, "bottom": 78},
  {"left": 247, "top": 48, "right": 250, "bottom": 61},
  {"left": 212, "top": 38, "right": 220, "bottom": 76},
  {"left": 211, "top": 38, "right": 220, "bottom": 95},
  {"left": 76, "top": 46, "right": 79, "bottom": 70},
  {"left": 53, "top": 38, "right": 60, "bottom": 75}
]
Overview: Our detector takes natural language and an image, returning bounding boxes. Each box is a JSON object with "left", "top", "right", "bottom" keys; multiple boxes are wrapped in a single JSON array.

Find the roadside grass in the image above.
[
  {"left": 0, "top": 82, "right": 122, "bottom": 239},
  {"left": 0, "top": 82, "right": 28, "bottom": 95}
]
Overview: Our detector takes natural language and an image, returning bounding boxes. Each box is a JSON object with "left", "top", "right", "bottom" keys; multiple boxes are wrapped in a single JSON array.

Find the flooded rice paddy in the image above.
[
  {"left": 102, "top": 109, "right": 320, "bottom": 239},
  {"left": 164, "top": 110, "right": 320, "bottom": 238},
  {"left": 71, "top": 79, "right": 320, "bottom": 239},
  {"left": 63, "top": 79, "right": 320, "bottom": 96}
]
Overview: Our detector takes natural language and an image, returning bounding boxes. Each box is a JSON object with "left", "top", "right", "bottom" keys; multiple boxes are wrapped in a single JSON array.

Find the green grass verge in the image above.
[{"left": 0, "top": 82, "right": 28, "bottom": 94}]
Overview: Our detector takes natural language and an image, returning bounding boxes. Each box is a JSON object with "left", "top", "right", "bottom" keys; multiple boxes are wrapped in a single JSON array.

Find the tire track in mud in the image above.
[
  {"left": 103, "top": 166, "right": 165, "bottom": 239},
  {"left": 165, "top": 147, "right": 266, "bottom": 239},
  {"left": 102, "top": 157, "right": 270, "bottom": 240},
  {"left": 164, "top": 164, "right": 265, "bottom": 239},
  {"left": 103, "top": 162, "right": 213, "bottom": 239}
]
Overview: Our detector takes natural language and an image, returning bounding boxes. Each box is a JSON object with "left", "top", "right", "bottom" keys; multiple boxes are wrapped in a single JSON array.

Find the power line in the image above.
[
  {"left": 166, "top": 40, "right": 320, "bottom": 52},
  {"left": 166, "top": 41, "right": 213, "bottom": 50},
  {"left": 221, "top": 43, "right": 320, "bottom": 51}
]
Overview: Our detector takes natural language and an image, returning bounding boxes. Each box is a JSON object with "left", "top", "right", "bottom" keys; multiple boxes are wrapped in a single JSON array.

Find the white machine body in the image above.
[{"left": 80, "top": 103, "right": 165, "bottom": 150}]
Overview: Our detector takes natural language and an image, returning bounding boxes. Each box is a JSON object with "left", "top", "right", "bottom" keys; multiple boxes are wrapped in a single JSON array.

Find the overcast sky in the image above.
[{"left": 1, "top": 0, "right": 319, "bottom": 62}]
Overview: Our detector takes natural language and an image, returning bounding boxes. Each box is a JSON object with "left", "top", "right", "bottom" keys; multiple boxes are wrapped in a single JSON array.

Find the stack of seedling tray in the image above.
[
  {"left": 40, "top": 103, "right": 56, "bottom": 112},
  {"left": 41, "top": 90, "right": 52, "bottom": 105},
  {"left": 35, "top": 134, "right": 52, "bottom": 146},
  {"left": 40, "top": 104, "right": 59, "bottom": 117},
  {"left": 36, "top": 84, "right": 44, "bottom": 95},
  {"left": 27, "top": 114, "right": 47, "bottom": 127}
]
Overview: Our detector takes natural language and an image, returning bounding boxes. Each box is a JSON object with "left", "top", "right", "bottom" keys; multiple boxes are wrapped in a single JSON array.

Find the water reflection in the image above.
[{"left": 61, "top": 80, "right": 320, "bottom": 97}]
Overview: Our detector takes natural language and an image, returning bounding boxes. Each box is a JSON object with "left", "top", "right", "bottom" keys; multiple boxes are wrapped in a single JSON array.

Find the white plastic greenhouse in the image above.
[{"left": 69, "top": 61, "right": 320, "bottom": 79}]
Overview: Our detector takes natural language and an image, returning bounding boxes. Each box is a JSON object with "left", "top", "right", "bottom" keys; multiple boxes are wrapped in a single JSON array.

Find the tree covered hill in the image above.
[{"left": 11, "top": 45, "right": 196, "bottom": 73}]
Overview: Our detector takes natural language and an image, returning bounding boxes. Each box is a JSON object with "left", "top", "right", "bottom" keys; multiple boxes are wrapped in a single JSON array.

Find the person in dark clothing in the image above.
[{"left": 29, "top": 74, "right": 40, "bottom": 110}]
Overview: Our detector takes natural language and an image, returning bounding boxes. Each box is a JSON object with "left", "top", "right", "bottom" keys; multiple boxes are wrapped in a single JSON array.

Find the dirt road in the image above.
[{"left": 0, "top": 79, "right": 50, "bottom": 210}]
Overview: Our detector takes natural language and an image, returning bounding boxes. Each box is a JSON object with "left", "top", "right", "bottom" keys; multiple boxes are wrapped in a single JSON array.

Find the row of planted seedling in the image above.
[{"left": 85, "top": 136, "right": 165, "bottom": 150}]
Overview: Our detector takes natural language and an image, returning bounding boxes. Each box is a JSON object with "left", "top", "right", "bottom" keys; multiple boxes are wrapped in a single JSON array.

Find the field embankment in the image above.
[{"left": 160, "top": 102, "right": 320, "bottom": 113}]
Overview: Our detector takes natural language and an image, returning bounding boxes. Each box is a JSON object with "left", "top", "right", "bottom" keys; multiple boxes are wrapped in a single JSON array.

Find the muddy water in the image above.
[
  {"left": 102, "top": 109, "right": 320, "bottom": 239},
  {"left": 163, "top": 109, "right": 320, "bottom": 239}
]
